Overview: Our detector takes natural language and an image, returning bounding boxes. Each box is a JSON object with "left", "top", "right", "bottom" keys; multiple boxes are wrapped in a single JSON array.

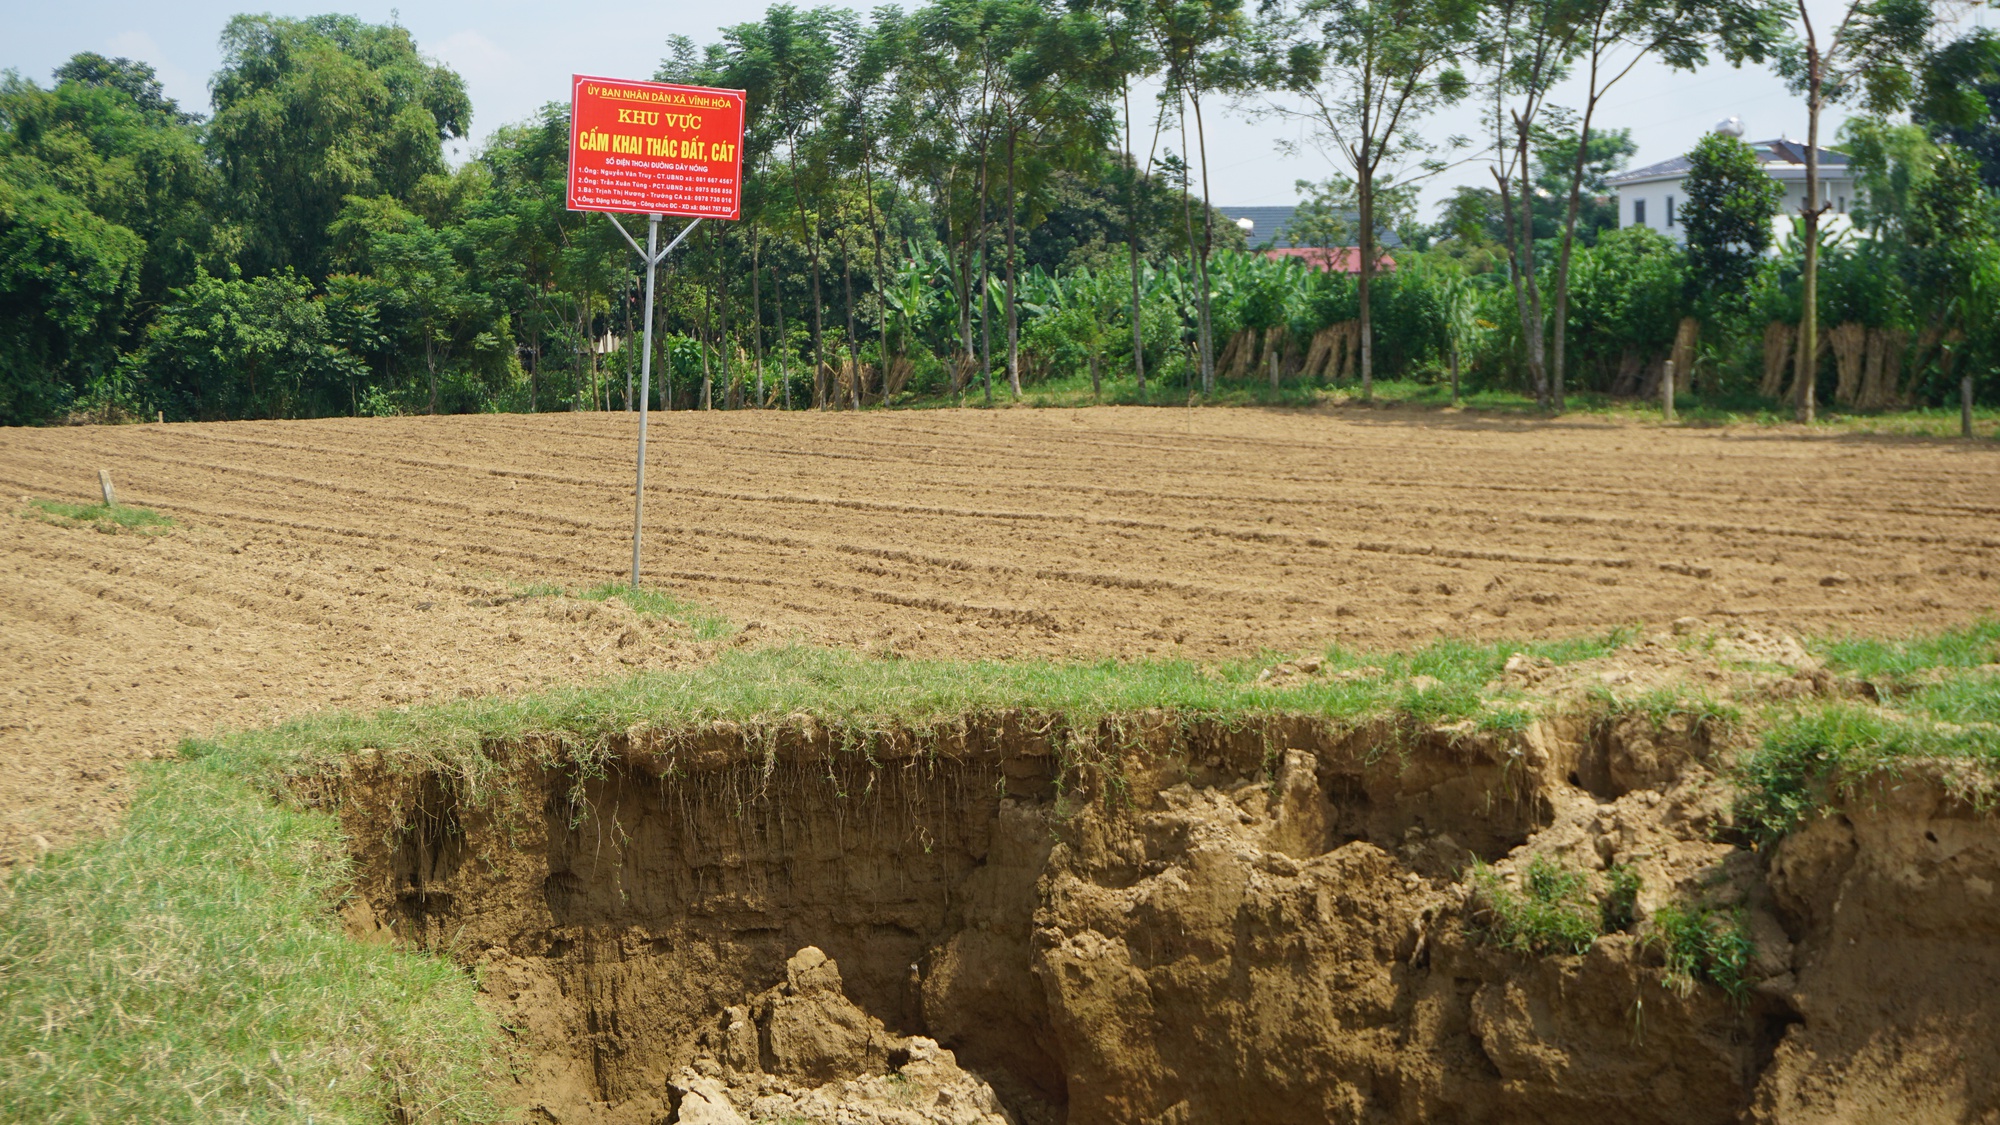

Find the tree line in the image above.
[{"left": 2, "top": 1, "right": 1997, "bottom": 426}]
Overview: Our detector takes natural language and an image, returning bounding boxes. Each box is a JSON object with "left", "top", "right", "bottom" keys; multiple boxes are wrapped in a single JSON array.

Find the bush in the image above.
[
  {"left": 1469, "top": 855, "right": 1602, "bottom": 955},
  {"left": 1650, "top": 904, "right": 1754, "bottom": 1002}
]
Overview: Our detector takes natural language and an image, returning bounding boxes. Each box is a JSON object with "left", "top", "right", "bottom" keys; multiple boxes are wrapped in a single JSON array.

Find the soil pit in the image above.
[{"left": 323, "top": 706, "right": 2000, "bottom": 1125}]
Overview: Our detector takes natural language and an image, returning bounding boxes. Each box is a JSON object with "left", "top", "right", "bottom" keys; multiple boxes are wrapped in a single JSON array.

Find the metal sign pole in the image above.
[
  {"left": 633, "top": 213, "right": 660, "bottom": 588},
  {"left": 607, "top": 212, "right": 701, "bottom": 589}
]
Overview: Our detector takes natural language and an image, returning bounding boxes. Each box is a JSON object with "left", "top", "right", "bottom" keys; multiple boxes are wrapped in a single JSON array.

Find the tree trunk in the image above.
[
  {"left": 1798, "top": 10, "right": 1822, "bottom": 424},
  {"left": 980, "top": 238, "right": 994, "bottom": 405},
  {"left": 843, "top": 236, "right": 861, "bottom": 410},
  {"left": 1125, "top": 82, "right": 1146, "bottom": 393},
  {"left": 1358, "top": 166, "right": 1376, "bottom": 402},
  {"left": 1190, "top": 95, "right": 1216, "bottom": 396},
  {"left": 718, "top": 226, "right": 731, "bottom": 409},
  {"left": 1551, "top": 84, "right": 1602, "bottom": 416},
  {"left": 751, "top": 229, "right": 765, "bottom": 407},
  {"left": 864, "top": 140, "right": 890, "bottom": 406},
  {"left": 1005, "top": 128, "right": 1022, "bottom": 399},
  {"left": 774, "top": 252, "right": 791, "bottom": 410}
]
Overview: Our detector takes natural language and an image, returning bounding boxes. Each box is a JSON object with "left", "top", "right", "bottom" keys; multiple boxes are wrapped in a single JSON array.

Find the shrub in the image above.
[
  {"left": 1469, "top": 855, "right": 1602, "bottom": 955},
  {"left": 1650, "top": 904, "right": 1754, "bottom": 1002}
]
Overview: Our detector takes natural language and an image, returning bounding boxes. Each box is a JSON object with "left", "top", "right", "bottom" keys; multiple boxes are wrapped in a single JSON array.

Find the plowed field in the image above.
[{"left": 4, "top": 408, "right": 1996, "bottom": 861}]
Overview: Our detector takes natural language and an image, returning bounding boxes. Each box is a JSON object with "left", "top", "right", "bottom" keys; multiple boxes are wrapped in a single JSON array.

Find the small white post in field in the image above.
[
  {"left": 97, "top": 469, "right": 115, "bottom": 507},
  {"left": 1662, "top": 360, "right": 1676, "bottom": 423}
]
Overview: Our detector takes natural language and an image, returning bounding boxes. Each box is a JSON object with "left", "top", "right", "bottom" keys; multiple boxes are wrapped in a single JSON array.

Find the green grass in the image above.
[
  {"left": 23, "top": 498, "right": 174, "bottom": 534},
  {"left": 1651, "top": 904, "right": 1754, "bottom": 1003},
  {"left": 186, "top": 633, "right": 1636, "bottom": 802},
  {"left": 1601, "top": 864, "right": 1642, "bottom": 933},
  {"left": 1734, "top": 703, "right": 2000, "bottom": 842},
  {"left": 1468, "top": 855, "right": 1604, "bottom": 956},
  {"left": 0, "top": 754, "right": 496, "bottom": 1123},
  {"left": 509, "top": 580, "right": 736, "bottom": 640},
  {"left": 1728, "top": 621, "right": 2000, "bottom": 841},
  {"left": 577, "top": 582, "right": 736, "bottom": 640},
  {"left": 891, "top": 370, "right": 2000, "bottom": 437},
  {"left": 1815, "top": 620, "right": 2000, "bottom": 687}
]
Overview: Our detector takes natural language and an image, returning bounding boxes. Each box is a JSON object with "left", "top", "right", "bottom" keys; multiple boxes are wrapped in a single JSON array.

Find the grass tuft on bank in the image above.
[
  {"left": 0, "top": 755, "right": 496, "bottom": 1124},
  {"left": 22, "top": 498, "right": 174, "bottom": 534},
  {"left": 1731, "top": 621, "right": 2000, "bottom": 841}
]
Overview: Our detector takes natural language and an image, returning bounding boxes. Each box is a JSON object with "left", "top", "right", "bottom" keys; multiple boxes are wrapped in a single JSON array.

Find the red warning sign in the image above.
[{"left": 566, "top": 75, "right": 745, "bottom": 219}]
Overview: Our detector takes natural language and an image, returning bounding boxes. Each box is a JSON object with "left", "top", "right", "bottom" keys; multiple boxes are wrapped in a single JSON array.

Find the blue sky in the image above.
[{"left": 8, "top": 0, "right": 1988, "bottom": 215}]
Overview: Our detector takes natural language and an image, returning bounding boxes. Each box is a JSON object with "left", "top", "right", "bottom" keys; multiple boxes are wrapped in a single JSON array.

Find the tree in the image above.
[
  {"left": 0, "top": 164, "right": 143, "bottom": 423},
  {"left": 3, "top": 60, "right": 222, "bottom": 338},
  {"left": 1771, "top": 0, "right": 1980, "bottom": 421},
  {"left": 1544, "top": 0, "right": 1780, "bottom": 410},
  {"left": 1680, "top": 131, "right": 1782, "bottom": 306},
  {"left": 1917, "top": 29, "right": 2000, "bottom": 189},
  {"left": 134, "top": 268, "right": 364, "bottom": 420},
  {"left": 993, "top": 1, "right": 1121, "bottom": 399},
  {"left": 207, "top": 14, "right": 470, "bottom": 279},
  {"left": 717, "top": 5, "right": 851, "bottom": 408},
  {"left": 1147, "top": 0, "right": 1254, "bottom": 396},
  {"left": 1266, "top": 0, "right": 1474, "bottom": 401},
  {"left": 1481, "top": 0, "right": 1584, "bottom": 408}
]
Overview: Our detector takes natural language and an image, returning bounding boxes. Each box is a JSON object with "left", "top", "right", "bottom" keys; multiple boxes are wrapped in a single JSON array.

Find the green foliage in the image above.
[
  {"left": 1469, "top": 856, "right": 1603, "bottom": 956},
  {"left": 208, "top": 14, "right": 470, "bottom": 279},
  {"left": 0, "top": 160, "right": 144, "bottom": 423},
  {"left": 0, "top": 756, "right": 497, "bottom": 1123},
  {"left": 24, "top": 498, "right": 172, "bottom": 534},
  {"left": 1650, "top": 904, "right": 1753, "bottom": 1001},
  {"left": 1681, "top": 132, "right": 1782, "bottom": 304},
  {"left": 1735, "top": 697, "right": 2000, "bottom": 842},
  {"left": 1602, "top": 864, "right": 1642, "bottom": 932},
  {"left": 133, "top": 267, "right": 368, "bottom": 421}
]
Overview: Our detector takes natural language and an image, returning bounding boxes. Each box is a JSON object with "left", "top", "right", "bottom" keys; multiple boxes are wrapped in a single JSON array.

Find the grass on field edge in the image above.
[
  {"left": 900, "top": 374, "right": 2000, "bottom": 438},
  {"left": 3, "top": 620, "right": 1995, "bottom": 1122}
]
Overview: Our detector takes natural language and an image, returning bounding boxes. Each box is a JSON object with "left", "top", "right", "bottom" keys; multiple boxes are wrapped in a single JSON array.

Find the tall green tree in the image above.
[
  {"left": 1544, "top": 0, "right": 1781, "bottom": 411},
  {"left": 2, "top": 59, "right": 222, "bottom": 336},
  {"left": 0, "top": 165, "right": 143, "bottom": 422},
  {"left": 1680, "top": 131, "right": 1782, "bottom": 305},
  {"left": 1771, "top": 0, "right": 1981, "bottom": 420},
  {"left": 208, "top": 14, "right": 470, "bottom": 279},
  {"left": 1266, "top": 0, "right": 1474, "bottom": 401},
  {"left": 1146, "top": 0, "right": 1253, "bottom": 395}
]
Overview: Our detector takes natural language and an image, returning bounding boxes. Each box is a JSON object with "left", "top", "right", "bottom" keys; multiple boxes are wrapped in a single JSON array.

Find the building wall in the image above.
[{"left": 1617, "top": 175, "right": 1857, "bottom": 248}]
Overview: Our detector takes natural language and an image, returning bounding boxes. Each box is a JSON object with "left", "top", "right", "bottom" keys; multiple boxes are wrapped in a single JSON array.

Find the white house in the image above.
[{"left": 1610, "top": 118, "right": 1857, "bottom": 248}]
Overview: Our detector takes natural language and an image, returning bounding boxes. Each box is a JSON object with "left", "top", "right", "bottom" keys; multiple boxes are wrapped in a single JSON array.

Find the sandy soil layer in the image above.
[{"left": 1, "top": 407, "right": 1995, "bottom": 861}]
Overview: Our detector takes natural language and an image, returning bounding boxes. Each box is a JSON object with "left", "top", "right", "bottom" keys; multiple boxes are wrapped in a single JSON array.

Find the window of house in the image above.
[
  {"left": 1666, "top": 196, "right": 1676, "bottom": 226},
  {"left": 1634, "top": 198, "right": 1646, "bottom": 226}
]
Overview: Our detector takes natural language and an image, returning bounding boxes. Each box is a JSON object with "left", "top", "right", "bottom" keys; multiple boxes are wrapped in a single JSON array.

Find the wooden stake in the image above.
[
  {"left": 1662, "top": 360, "right": 1676, "bottom": 423},
  {"left": 97, "top": 469, "right": 115, "bottom": 507}
]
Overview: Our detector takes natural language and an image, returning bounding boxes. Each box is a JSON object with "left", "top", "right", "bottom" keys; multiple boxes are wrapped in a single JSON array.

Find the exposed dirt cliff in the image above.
[{"left": 331, "top": 693, "right": 1996, "bottom": 1123}]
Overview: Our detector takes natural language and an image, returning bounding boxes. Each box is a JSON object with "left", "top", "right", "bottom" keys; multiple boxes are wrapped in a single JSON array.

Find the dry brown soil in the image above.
[{"left": 2, "top": 408, "right": 1996, "bottom": 863}]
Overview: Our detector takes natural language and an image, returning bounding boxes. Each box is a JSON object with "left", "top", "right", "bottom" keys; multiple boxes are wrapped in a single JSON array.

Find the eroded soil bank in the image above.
[{"left": 334, "top": 712, "right": 2000, "bottom": 1124}]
